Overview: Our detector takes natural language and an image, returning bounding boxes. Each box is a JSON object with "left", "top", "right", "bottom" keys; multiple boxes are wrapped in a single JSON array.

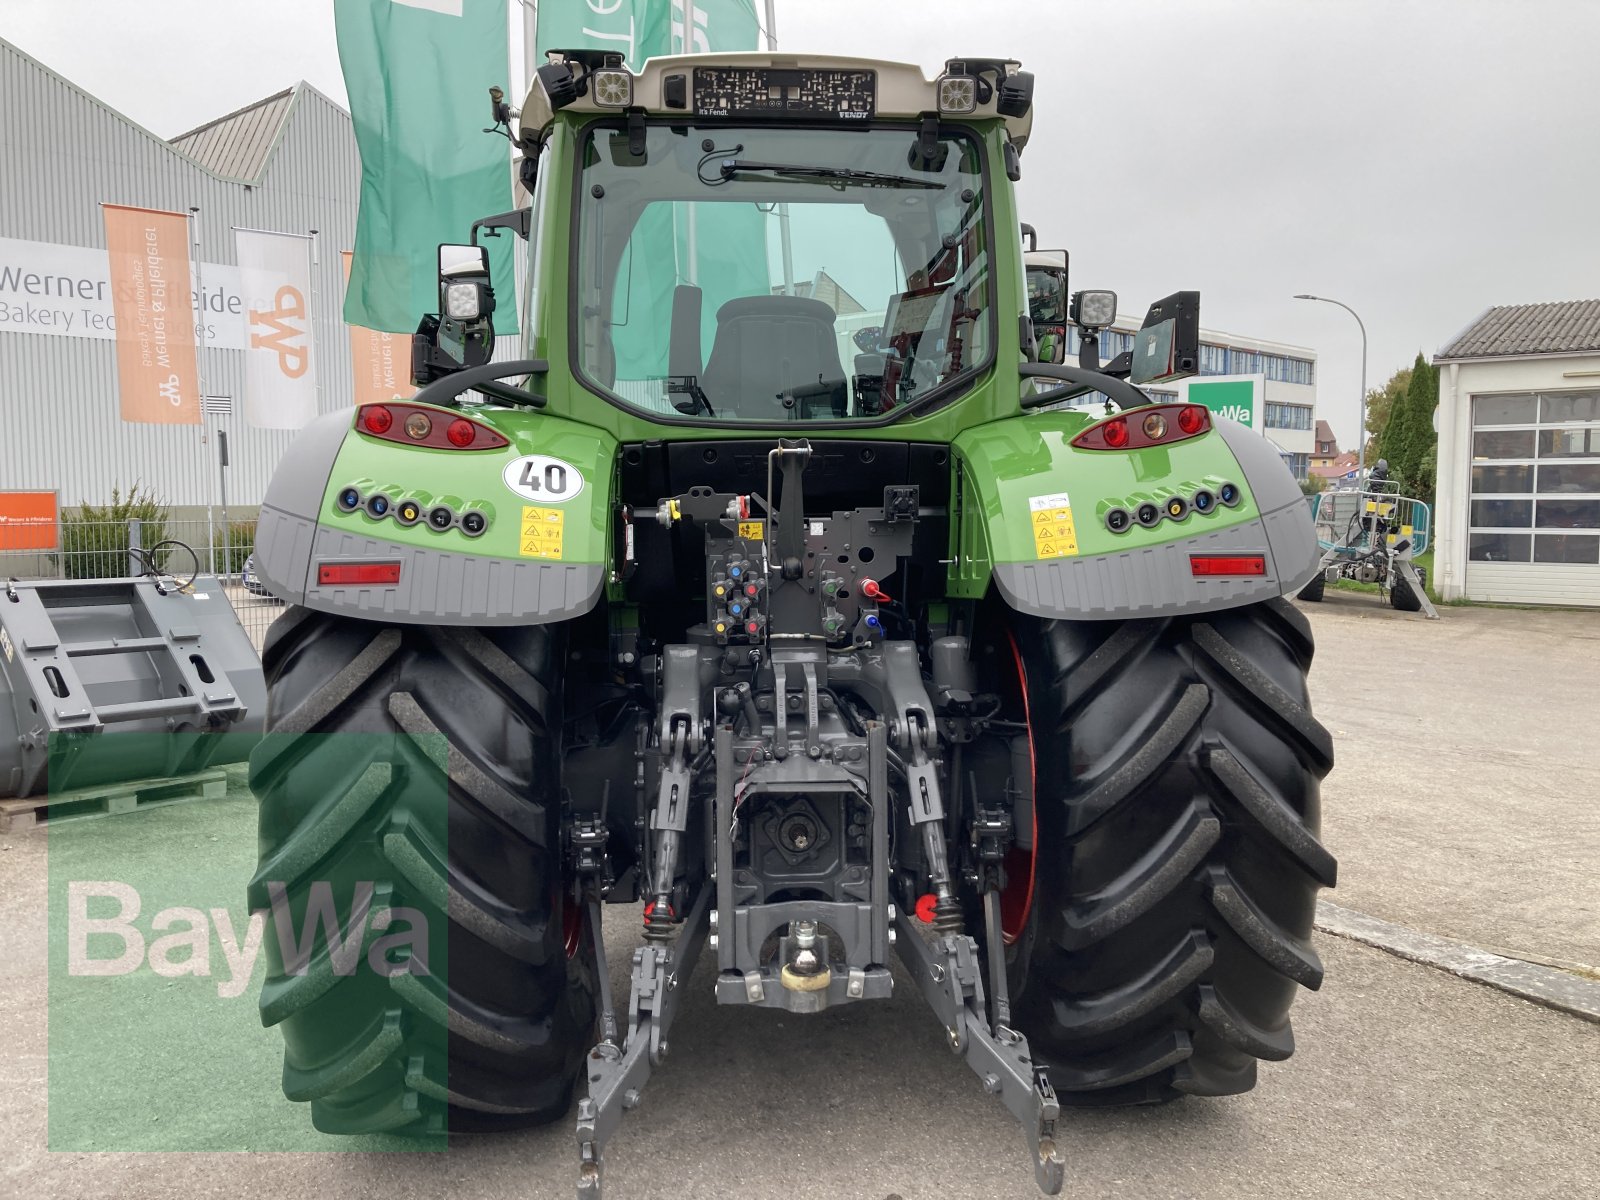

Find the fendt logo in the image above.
[{"left": 249, "top": 285, "right": 310, "bottom": 379}]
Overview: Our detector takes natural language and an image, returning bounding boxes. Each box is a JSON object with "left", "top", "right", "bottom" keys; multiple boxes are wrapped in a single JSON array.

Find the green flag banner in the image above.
[
  {"left": 536, "top": 0, "right": 767, "bottom": 378},
  {"left": 337, "top": 0, "right": 517, "bottom": 334}
]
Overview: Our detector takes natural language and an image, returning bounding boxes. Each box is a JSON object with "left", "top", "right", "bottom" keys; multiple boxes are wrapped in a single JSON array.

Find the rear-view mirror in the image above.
[{"left": 439, "top": 243, "right": 490, "bottom": 277}]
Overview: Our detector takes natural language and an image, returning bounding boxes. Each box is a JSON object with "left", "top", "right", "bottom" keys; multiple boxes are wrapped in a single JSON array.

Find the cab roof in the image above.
[{"left": 520, "top": 52, "right": 1033, "bottom": 148}]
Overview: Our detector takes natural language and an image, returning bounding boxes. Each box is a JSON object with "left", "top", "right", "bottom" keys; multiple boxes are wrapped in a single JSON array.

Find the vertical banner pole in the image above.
[
  {"left": 521, "top": 0, "right": 537, "bottom": 82},
  {"left": 765, "top": 1, "right": 796, "bottom": 296},
  {"left": 189, "top": 207, "right": 209, "bottom": 408},
  {"left": 217, "top": 431, "right": 231, "bottom": 582},
  {"left": 309, "top": 228, "right": 323, "bottom": 418}
]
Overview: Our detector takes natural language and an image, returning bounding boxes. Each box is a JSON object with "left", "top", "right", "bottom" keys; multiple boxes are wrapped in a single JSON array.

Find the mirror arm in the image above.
[
  {"left": 471, "top": 208, "right": 533, "bottom": 243},
  {"left": 1018, "top": 363, "right": 1150, "bottom": 411},
  {"left": 411, "top": 358, "right": 551, "bottom": 409},
  {"left": 1077, "top": 329, "right": 1099, "bottom": 370},
  {"left": 1099, "top": 350, "right": 1133, "bottom": 380}
]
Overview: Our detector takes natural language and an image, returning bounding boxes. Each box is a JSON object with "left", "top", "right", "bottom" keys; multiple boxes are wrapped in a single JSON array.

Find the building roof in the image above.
[
  {"left": 1314, "top": 419, "right": 1337, "bottom": 447},
  {"left": 170, "top": 87, "right": 296, "bottom": 179},
  {"left": 1310, "top": 451, "right": 1360, "bottom": 480},
  {"left": 773, "top": 271, "right": 865, "bottom": 315},
  {"left": 1436, "top": 300, "right": 1600, "bottom": 361}
]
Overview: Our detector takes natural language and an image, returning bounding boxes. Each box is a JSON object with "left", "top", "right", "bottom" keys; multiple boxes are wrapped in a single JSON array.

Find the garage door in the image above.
[{"left": 1466, "top": 389, "right": 1600, "bottom": 606}]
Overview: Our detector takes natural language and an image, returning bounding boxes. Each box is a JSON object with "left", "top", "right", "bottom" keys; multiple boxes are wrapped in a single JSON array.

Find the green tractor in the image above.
[{"left": 249, "top": 49, "right": 1335, "bottom": 1197}]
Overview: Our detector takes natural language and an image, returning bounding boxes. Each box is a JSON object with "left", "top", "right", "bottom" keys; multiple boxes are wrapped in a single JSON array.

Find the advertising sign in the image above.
[
  {"left": 1, "top": 236, "right": 264, "bottom": 348},
  {"left": 0, "top": 491, "right": 59, "bottom": 551},
  {"left": 236, "top": 230, "right": 319, "bottom": 429},
  {"left": 1186, "top": 376, "right": 1260, "bottom": 428},
  {"left": 341, "top": 252, "right": 416, "bottom": 405},
  {"left": 102, "top": 205, "right": 201, "bottom": 425}
]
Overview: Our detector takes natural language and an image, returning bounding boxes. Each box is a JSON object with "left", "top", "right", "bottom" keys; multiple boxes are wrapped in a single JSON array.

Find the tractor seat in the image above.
[{"left": 699, "top": 296, "right": 849, "bottom": 419}]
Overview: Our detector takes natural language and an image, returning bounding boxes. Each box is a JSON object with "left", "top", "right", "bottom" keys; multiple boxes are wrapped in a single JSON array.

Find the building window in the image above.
[
  {"left": 1265, "top": 402, "right": 1313, "bottom": 431},
  {"left": 1230, "top": 349, "right": 1261, "bottom": 375},
  {"left": 1467, "top": 390, "right": 1600, "bottom": 566}
]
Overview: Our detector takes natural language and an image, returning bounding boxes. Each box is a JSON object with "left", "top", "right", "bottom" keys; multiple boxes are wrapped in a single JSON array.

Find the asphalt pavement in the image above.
[
  {"left": 2, "top": 594, "right": 1597, "bottom": 1198},
  {"left": 1307, "top": 590, "right": 1600, "bottom": 967}
]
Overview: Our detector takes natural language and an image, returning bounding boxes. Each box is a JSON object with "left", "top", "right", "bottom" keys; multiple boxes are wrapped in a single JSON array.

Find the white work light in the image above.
[
  {"left": 936, "top": 73, "right": 977, "bottom": 114},
  {"left": 445, "top": 281, "right": 482, "bottom": 321},
  {"left": 592, "top": 69, "right": 634, "bottom": 108},
  {"left": 1071, "top": 289, "right": 1118, "bottom": 329}
]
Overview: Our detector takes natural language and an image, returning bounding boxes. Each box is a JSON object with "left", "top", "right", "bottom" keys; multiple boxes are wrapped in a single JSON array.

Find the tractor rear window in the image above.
[{"left": 573, "top": 123, "right": 992, "bottom": 424}]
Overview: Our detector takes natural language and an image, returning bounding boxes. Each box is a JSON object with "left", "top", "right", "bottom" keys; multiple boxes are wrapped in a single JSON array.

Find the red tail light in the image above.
[
  {"left": 1190, "top": 555, "right": 1266, "bottom": 577},
  {"left": 318, "top": 561, "right": 402, "bottom": 586},
  {"left": 1073, "top": 403, "right": 1212, "bottom": 451},
  {"left": 356, "top": 404, "right": 508, "bottom": 450}
]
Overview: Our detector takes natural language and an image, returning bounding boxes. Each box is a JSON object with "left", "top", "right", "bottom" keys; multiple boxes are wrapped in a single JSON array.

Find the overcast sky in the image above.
[{"left": 8, "top": 0, "right": 1598, "bottom": 446}]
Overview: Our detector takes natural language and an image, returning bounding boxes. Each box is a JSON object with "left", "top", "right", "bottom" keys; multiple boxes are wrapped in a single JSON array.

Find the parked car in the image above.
[{"left": 240, "top": 554, "right": 270, "bottom": 597}]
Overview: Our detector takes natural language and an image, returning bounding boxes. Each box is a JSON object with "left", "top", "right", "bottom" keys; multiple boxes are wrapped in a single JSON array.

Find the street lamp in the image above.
[{"left": 1294, "top": 294, "right": 1368, "bottom": 482}]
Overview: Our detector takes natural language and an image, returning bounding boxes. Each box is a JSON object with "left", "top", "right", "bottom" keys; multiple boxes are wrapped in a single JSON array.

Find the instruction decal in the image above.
[
  {"left": 519, "top": 506, "right": 565, "bottom": 560},
  {"left": 1, "top": 626, "right": 12, "bottom": 663},
  {"left": 1029, "top": 492, "right": 1079, "bottom": 559},
  {"left": 504, "top": 454, "right": 585, "bottom": 503}
]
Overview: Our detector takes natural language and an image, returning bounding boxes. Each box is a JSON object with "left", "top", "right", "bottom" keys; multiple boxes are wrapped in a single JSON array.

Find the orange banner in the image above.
[
  {"left": 342, "top": 252, "right": 416, "bottom": 405},
  {"left": 102, "top": 205, "right": 201, "bottom": 424},
  {"left": 0, "top": 492, "right": 58, "bottom": 551}
]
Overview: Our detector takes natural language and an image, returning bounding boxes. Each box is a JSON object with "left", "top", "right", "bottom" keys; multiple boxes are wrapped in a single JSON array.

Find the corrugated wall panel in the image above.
[
  {"left": 1, "top": 40, "right": 524, "bottom": 509},
  {"left": 1464, "top": 562, "right": 1600, "bottom": 608}
]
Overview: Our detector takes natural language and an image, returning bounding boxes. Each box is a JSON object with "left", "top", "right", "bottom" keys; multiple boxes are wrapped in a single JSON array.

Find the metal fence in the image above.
[{"left": 0, "top": 511, "right": 285, "bottom": 656}]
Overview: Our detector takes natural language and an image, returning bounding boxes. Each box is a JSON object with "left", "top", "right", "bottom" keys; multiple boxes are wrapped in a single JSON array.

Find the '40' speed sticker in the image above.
[{"left": 503, "top": 454, "right": 585, "bottom": 503}]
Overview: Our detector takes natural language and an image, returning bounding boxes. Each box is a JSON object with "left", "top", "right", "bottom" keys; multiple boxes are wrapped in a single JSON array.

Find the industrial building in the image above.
[
  {"left": 1434, "top": 299, "right": 1600, "bottom": 608},
  {"left": 0, "top": 37, "right": 362, "bottom": 512}
]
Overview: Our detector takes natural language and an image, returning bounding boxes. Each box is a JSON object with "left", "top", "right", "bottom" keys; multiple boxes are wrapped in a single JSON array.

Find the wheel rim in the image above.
[
  {"left": 562, "top": 896, "right": 584, "bottom": 959},
  {"left": 1000, "top": 625, "right": 1037, "bottom": 945}
]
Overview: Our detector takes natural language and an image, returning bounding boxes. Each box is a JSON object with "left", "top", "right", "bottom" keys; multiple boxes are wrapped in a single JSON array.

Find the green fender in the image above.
[
  {"left": 253, "top": 405, "right": 615, "bottom": 625},
  {"left": 949, "top": 409, "right": 1321, "bottom": 620}
]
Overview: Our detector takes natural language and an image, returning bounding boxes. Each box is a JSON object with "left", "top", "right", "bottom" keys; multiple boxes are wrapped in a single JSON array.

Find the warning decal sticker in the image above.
[
  {"left": 1029, "top": 492, "right": 1079, "bottom": 559},
  {"left": 738, "top": 520, "right": 765, "bottom": 541},
  {"left": 519, "top": 505, "right": 565, "bottom": 560}
]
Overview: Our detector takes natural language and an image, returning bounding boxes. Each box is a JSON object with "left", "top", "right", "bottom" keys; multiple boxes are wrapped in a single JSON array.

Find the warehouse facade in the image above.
[
  {"left": 1434, "top": 300, "right": 1600, "bottom": 608},
  {"left": 0, "top": 37, "right": 362, "bottom": 510}
]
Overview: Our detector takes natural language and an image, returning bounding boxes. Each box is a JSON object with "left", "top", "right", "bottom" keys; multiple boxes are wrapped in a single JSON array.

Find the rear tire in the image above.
[
  {"left": 1002, "top": 598, "right": 1336, "bottom": 1106},
  {"left": 248, "top": 608, "right": 594, "bottom": 1134},
  {"left": 1297, "top": 571, "right": 1326, "bottom": 602}
]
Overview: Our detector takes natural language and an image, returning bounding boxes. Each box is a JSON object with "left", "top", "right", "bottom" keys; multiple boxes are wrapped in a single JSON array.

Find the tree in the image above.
[
  {"left": 1388, "top": 353, "right": 1439, "bottom": 500},
  {"left": 1364, "top": 365, "right": 1412, "bottom": 464}
]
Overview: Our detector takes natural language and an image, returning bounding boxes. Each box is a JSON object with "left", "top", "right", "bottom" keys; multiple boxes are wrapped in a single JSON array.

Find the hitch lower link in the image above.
[
  {"left": 572, "top": 882, "right": 1066, "bottom": 1197},
  {"left": 575, "top": 883, "right": 710, "bottom": 1196},
  {"left": 895, "top": 887, "right": 1067, "bottom": 1196}
]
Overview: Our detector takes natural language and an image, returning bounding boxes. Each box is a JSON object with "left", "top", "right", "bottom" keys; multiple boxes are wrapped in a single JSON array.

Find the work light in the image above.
[
  {"left": 445, "top": 281, "right": 483, "bottom": 321},
  {"left": 591, "top": 68, "right": 633, "bottom": 108},
  {"left": 1070, "top": 289, "right": 1118, "bottom": 330},
  {"left": 936, "top": 73, "right": 977, "bottom": 114}
]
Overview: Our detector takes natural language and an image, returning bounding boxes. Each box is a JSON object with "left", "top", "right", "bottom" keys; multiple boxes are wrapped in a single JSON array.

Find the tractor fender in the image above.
[
  {"left": 253, "top": 409, "right": 609, "bottom": 626},
  {"left": 952, "top": 413, "right": 1321, "bottom": 621}
]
